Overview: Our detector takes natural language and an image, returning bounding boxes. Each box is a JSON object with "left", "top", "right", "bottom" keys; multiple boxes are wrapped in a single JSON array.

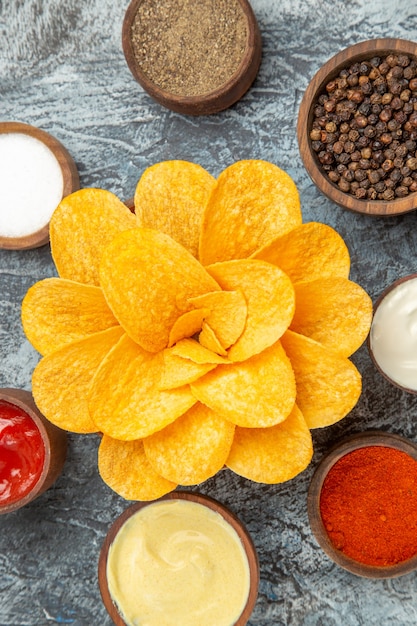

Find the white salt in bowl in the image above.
[{"left": 0, "top": 122, "right": 79, "bottom": 250}]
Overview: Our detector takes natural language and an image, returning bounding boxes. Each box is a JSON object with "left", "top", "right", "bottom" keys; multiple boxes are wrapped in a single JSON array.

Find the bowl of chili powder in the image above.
[{"left": 308, "top": 430, "right": 417, "bottom": 578}]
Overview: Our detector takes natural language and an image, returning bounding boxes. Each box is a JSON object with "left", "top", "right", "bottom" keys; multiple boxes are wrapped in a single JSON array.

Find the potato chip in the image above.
[
  {"left": 32, "top": 326, "right": 125, "bottom": 433},
  {"left": 171, "top": 338, "right": 229, "bottom": 364},
  {"left": 280, "top": 330, "right": 362, "bottom": 428},
  {"left": 89, "top": 334, "right": 196, "bottom": 440},
  {"left": 134, "top": 160, "right": 216, "bottom": 258},
  {"left": 99, "top": 228, "right": 220, "bottom": 353},
  {"left": 144, "top": 403, "right": 235, "bottom": 485},
  {"left": 168, "top": 308, "right": 209, "bottom": 347},
  {"left": 198, "top": 321, "right": 228, "bottom": 356},
  {"left": 252, "top": 222, "right": 351, "bottom": 283},
  {"left": 290, "top": 278, "right": 373, "bottom": 357},
  {"left": 21, "top": 278, "right": 119, "bottom": 356},
  {"left": 207, "top": 259, "right": 295, "bottom": 362},
  {"left": 50, "top": 188, "right": 137, "bottom": 286},
  {"left": 188, "top": 290, "right": 247, "bottom": 349},
  {"left": 191, "top": 340, "right": 296, "bottom": 428},
  {"left": 160, "top": 348, "right": 217, "bottom": 390},
  {"left": 98, "top": 436, "right": 177, "bottom": 501},
  {"left": 199, "top": 160, "right": 302, "bottom": 265},
  {"left": 226, "top": 404, "right": 313, "bottom": 483}
]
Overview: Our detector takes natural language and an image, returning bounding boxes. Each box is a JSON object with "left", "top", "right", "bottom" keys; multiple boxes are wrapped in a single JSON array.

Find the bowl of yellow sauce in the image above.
[{"left": 98, "top": 491, "right": 259, "bottom": 626}]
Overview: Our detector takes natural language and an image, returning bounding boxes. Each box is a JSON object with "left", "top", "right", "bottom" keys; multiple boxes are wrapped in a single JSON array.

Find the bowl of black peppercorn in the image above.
[{"left": 297, "top": 38, "right": 417, "bottom": 216}]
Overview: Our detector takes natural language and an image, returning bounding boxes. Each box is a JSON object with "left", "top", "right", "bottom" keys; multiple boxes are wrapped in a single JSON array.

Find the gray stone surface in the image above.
[{"left": 1, "top": 0, "right": 417, "bottom": 624}]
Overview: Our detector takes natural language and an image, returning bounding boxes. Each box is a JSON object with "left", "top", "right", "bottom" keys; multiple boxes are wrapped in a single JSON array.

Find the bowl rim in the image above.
[
  {"left": 297, "top": 37, "right": 417, "bottom": 216},
  {"left": 0, "top": 388, "right": 67, "bottom": 514},
  {"left": 308, "top": 430, "right": 417, "bottom": 578},
  {"left": 121, "top": 0, "right": 262, "bottom": 115},
  {"left": 368, "top": 272, "right": 417, "bottom": 395},
  {"left": 98, "top": 490, "right": 260, "bottom": 625},
  {"left": 0, "top": 121, "right": 79, "bottom": 250}
]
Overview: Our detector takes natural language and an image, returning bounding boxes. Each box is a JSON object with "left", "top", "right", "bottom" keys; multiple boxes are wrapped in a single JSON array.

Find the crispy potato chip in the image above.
[
  {"left": 99, "top": 228, "right": 220, "bottom": 353},
  {"left": 198, "top": 321, "right": 228, "bottom": 356},
  {"left": 188, "top": 290, "right": 247, "bottom": 349},
  {"left": 160, "top": 348, "right": 217, "bottom": 390},
  {"left": 252, "top": 222, "right": 351, "bottom": 283},
  {"left": 290, "top": 278, "right": 373, "bottom": 357},
  {"left": 22, "top": 278, "right": 119, "bottom": 356},
  {"left": 207, "top": 259, "right": 295, "bottom": 362},
  {"left": 226, "top": 404, "right": 313, "bottom": 483},
  {"left": 191, "top": 341, "right": 296, "bottom": 428},
  {"left": 134, "top": 160, "right": 216, "bottom": 258},
  {"left": 280, "top": 330, "right": 362, "bottom": 429},
  {"left": 171, "top": 338, "right": 229, "bottom": 364},
  {"left": 32, "top": 326, "right": 125, "bottom": 433},
  {"left": 144, "top": 403, "right": 235, "bottom": 485},
  {"left": 89, "top": 334, "right": 196, "bottom": 440},
  {"left": 168, "top": 308, "right": 209, "bottom": 347},
  {"left": 199, "top": 160, "right": 302, "bottom": 265},
  {"left": 50, "top": 188, "right": 137, "bottom": 286},
  {"left": 98, "top": 436, "right": 177, "bottom": 501}
]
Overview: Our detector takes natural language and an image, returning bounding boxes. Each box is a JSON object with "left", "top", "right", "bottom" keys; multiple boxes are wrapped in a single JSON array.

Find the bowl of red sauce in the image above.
[
  {"left": 308, "top": 431, "right": 417, "bottom": 578},
  {"left": 0, "top": 388, "right": 67, "bottom": 514}
]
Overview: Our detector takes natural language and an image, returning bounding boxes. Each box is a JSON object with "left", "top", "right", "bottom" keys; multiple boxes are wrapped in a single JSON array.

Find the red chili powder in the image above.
[{"left": 320, "top": 445, "right": 417, "bottom": 567}]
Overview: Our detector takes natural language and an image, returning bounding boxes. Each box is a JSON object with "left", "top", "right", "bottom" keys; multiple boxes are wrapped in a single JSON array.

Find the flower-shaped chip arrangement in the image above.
[{"left": 21, "top": 160, "right": 373, "bottom": 500}]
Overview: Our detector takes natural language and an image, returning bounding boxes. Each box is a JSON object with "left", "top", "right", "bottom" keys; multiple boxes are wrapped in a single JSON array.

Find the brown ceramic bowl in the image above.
[
  {"left": 98, "top": 491, "right": 259, "bottom": 625},
  {"left": 0, "top": 388, "right": 67, "bottom": 514},
  {"left": 308, "top": 431, "right": 417, "bottom": 578},
  {"left": 298, "top": 38, "right": 417, "bottom": 216},
  {"left": 122, "top": 0, "right": 262, "bottom": 115},
  {"left": 0, "top": 121, "right": 79, "bottom": 250},
  {"left": 368, "top": 273, "right": 417, "bottom": 394}
]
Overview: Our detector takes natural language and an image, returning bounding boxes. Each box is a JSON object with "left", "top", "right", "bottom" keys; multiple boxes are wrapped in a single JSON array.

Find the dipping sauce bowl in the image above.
[
  {"left": 308, "top": 431, "right": 417, "bottom": 578},
  {"left": 98, "top": 491, "right": 259, "bottom": 625},
  {"left": 0, "top": 388, "right": 67, "bottom": 514}
]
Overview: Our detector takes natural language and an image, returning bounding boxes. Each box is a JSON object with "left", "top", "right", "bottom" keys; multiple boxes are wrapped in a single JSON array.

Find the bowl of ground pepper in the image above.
[
  {"left": 122, "top": 0, "right": 262, "bottom": 115},
  {"left": 298, "top": 39, "right": 417, "bottom": 216},
  {"left": 308, "top": 431, "right": 417, "bottom": 578}
]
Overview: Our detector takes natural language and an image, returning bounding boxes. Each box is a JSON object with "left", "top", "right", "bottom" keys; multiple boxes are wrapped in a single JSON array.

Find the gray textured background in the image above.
[{"left": 1, "top": 0, "right": 417, "bottom": 624}]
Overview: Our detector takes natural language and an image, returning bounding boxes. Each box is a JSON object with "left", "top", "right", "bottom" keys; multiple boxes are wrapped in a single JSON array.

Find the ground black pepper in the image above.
[
  {"left": 130, "top": 0, "right": 249, "bottom": 97},
  {"left": 310, "top": 53, "right": 417, "bottom": 200}
]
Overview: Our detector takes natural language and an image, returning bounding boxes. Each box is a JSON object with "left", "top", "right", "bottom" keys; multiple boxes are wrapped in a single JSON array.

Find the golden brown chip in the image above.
[
  {"left": 50, "top": 188, "right": 137, "bottom": 286},
  {"left": 207, "top": 259, "right": 295, "bottom": 362},
  {"left": 199, "top": 160, "right": 302, "bottom": 265},
  {"left": 168, "top": 308, "right": 209, "bottom": 347},
  {"left": 252, "top": 222, "right": 351, "bottom": 283},
  {"left": 280, "top": 330, "right": 362, "bottom": 429},
  {"left": 188, "top": 290, "right": 247, "bottom": 349},
  {"left": 226, "top": 404, "right": 313, "bottom": 483},
  {"left": 143, "top": 403, "right": 235, "bottom": 485},
  {"left": 191, "top": 340, "right": 296, "bottom": 428},
  {"left": 198, "top": 321, "right": 228, "bottom": 356},
  {"left": 134, "top": 160, "right": 216, "bottom": 258},
  {"left": 21, "top": 278, "right": 119, "bottom": 356},
  {"left": 99, "top": 228, "right": 220, "bottom": 353},
  {"left": 98, "top": 436, "right": 177, "bottom": 501},
  {"left": 290, "top": 277, "right": 373, "bottom": 357},
  {"left": 160, "top": 348, "right": 216, "bottom": 390},
  {"left": 171, "top": 338, "right": 229, "bottom": 364},
  {"left": 32, "top": 326, "right": 125, "bottom": 433},
  {"left": 89, "top": 334, "right": 196, "bottom": 440}
]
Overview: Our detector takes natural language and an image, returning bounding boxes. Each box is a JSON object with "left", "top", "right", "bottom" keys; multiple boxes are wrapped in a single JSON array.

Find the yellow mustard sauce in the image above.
[{"left": 106, "top": 499, "right": 251, "bottom": 626}]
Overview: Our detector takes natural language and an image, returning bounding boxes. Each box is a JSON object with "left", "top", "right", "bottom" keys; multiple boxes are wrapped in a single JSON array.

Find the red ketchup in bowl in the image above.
[{"left": 0, "top": 399, "right": 45, "bottom": 505}]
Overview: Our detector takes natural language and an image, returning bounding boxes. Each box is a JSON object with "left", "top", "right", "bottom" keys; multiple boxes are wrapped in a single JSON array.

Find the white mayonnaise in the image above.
[{"left": 370, "top": 277, "right": 417, "bottom": 391}]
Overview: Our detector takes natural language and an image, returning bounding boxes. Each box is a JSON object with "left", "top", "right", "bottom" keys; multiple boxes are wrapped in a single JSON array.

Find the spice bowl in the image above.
[
  {"left": 0, "top": 388, "right": 67, "bottom": 515},
  {"left": 0, "top": 121, "right": 79, "bottom": 250},
  {"left": 98, "top": 491, "right": 259, "bottom": 625},
  {"left": 122, "top": 0, "right": 262, "bottom": 115},
  {"left": 368, "top": 273, "right": 417, "bottom": 394},
  {"left": 297, "top": 38, "right": 417, "bottom": 216},
  {"left": 308, "top": 431, "right": 417, "bottom": 578}
]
